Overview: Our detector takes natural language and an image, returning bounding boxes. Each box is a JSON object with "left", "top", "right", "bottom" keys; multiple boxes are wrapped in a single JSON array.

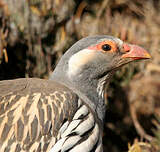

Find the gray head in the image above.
[{"left": 50, "top": 35, "right": 150, "bottom": 122}]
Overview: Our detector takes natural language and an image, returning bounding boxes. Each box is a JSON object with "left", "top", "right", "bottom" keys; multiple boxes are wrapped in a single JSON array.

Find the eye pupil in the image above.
[{"left": 102, "top": 44, "right": 111, "bottom": 51}]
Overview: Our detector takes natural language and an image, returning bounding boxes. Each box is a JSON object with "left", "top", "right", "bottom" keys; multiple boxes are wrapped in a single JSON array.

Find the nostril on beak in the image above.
[{"left": 123, "top": 43, "right": 130, "bottom": 52}]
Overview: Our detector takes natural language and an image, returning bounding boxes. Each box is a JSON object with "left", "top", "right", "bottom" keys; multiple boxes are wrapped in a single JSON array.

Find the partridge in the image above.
[{"left": 0, "top": 35, "right": 151, "bottom": 152}]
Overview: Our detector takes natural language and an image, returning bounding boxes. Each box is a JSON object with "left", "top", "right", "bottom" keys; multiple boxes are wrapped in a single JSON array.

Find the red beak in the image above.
[{"left": 121, "top": 43, "right": 151, "bottom": 60}]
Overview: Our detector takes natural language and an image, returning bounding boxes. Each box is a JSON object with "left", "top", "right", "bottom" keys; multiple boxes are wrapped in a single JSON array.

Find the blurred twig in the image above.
[
  {"left": 0, "top": 17, "right": 8, "bottom": 63},
  {"left": 129, "top": 102, "right": 154, "bottom": 141}
]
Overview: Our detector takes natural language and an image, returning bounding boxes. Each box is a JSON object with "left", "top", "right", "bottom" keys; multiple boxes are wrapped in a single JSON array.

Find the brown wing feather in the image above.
[{"left": 0, "top": 78, "right": 78, "bottom": 152}]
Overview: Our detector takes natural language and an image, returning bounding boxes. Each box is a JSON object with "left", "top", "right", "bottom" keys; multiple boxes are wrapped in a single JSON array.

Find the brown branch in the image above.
[{"left": 129, "top": 102, "right": 154, "bottom": 141}]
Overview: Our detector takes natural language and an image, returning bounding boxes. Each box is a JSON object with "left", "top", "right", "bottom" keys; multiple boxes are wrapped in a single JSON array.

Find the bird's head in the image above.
[
  {"left": 67, "top": 36, "right": 151, "bottom": 80},
  {"left": 51, "top": 35, "right": 150, "bottom": 84},
  {"left": 50, "top": 35, "right": 151, "bottom": 120}
]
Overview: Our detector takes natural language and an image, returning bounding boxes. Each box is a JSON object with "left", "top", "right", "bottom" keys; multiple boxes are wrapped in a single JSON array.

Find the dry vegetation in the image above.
[{"left": 0, "top": 0, "right": 160, "bottom": 151}]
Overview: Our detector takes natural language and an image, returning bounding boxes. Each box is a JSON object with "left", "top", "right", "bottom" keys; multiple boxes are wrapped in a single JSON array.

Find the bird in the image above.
[{"left": 0, "top": 35, "right": 151, "bottom": 152}]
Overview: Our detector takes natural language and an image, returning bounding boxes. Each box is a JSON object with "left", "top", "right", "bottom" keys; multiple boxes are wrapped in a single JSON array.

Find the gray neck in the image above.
[
  {"left": 49, "top": 35, "right": 116, "bottom": 122},
  {"left": 50, "top": 70, "right": 113, "bottom": 123}
]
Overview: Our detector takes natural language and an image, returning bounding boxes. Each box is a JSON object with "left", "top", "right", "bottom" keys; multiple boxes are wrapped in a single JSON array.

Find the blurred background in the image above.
[{"left": 0, "top": 0, "right": 160, "bottom": 151}]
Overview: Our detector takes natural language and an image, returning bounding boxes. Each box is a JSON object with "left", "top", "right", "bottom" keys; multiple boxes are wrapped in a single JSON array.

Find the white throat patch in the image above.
[{"left": 68, "top": 49, "right": 97, "bottom": 77}]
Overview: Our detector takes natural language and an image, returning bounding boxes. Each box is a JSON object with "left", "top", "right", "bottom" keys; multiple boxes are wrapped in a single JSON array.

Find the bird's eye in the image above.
[{"left": 102, "top": 44, "right": 112, "bottom": 51}]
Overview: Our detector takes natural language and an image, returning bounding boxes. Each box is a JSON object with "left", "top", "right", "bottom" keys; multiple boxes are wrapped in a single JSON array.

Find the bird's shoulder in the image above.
[
  {"left": 0, "top": 78, "right": 79, "bottom": 151},
  {"left": 0, "top": 78, "right": 103, "bottom": 151},
  {"left": 0, "top": 78, "right": 78, "bottom": 114},
  {"left": 0, "top": 78, "right": 75, "bottom": 95}
]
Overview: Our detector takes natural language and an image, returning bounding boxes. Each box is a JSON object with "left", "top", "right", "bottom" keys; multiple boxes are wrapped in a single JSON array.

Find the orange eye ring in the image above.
[
  {"left": 88, "top": 40, "right": 117, "bottom": 52},
  {"left": 100, "top": 41, "right": 117, "bottom": 52}
]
